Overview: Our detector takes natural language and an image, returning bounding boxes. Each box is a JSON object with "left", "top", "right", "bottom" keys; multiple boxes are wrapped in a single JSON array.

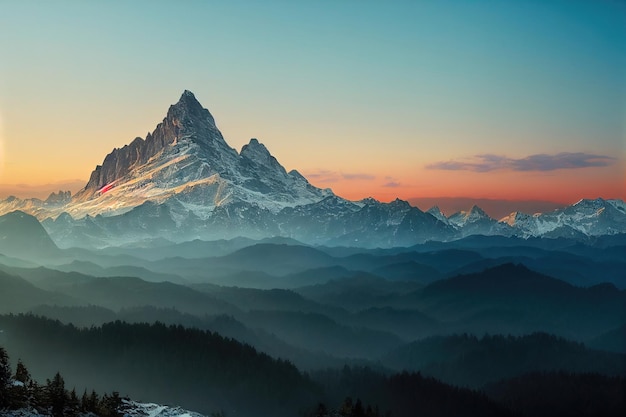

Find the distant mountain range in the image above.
[{"left": 0, "top": 91, "right": 624, "bottom": 248}]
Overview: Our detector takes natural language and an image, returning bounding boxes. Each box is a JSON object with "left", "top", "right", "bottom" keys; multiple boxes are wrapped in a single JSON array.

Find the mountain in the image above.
[
  {"left": 0, "top": 269, "right": 78, "bottom": 313},
  {"left": 414, "top": 263, "right": 626, "bottom": 339},
  {"left": 0, "top": 91, "right": 624, "bottom": 248},
  {"left": 426, "top": 206, "right": 449, "bottom": 224},
  {"left": 0, "top": 211, "right": 59, "bottom": 259},
  {"left": 9, "top": 265, "right": 240, "bottom": 317},
  {"left": 448, "top": 205, "right": 513, "bottom": 237},
  {"left": 70, "top": 90, "right": 331, "bottom": 219},
  {"left": 502, "top": 198, "right": 626, "bottom": 238}
]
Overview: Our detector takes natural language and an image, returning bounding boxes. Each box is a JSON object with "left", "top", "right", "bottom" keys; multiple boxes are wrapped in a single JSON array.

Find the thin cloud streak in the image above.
[
  {"left": 0, "top": 180, "right": 85, "bottom": 199},
  {"left": 342, "top": 173, "right": 375, "bottom": 180},
  {"left": 426, "top": 152, "right": 616, "bottom": 172},
  {"left": 304, "top": 170, "right": 376, "bottom": 183},
  {"left": 305, "top": 170, "right": 338, "bottom": 183}
]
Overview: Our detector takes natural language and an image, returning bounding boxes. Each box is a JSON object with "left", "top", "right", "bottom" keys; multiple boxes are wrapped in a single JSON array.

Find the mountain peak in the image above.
[
  {"left": 176, "top": 89, "right": 200, "bottom": 104},
  {"left": 427, "top": 206, "right": 450, "bottom": 225},
  {"left": 469, "top": 205, "right": 487, "bottom": 216},
  {"left": 167, "top": 90, "right": 216, "bottom": 127},
  {"left": 500, "top": 211, "right": 531, "bottom": 226},
  {"left": 74, "top": 90, "right": 232, "bottom": 202},
  {"left": 427, "top": 205, "right": 442, "bottom": 214},
  {"left": 181, "top": 89, "right": 195, "bottom": 98},
  {"left": 240, "top": 138, "right": 276, "bottom": 166}
]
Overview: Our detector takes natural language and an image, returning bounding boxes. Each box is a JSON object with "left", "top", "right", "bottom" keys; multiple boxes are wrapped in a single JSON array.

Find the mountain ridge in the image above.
[{"left": 0, "top": 91, "right": 624, "bottom": 248}]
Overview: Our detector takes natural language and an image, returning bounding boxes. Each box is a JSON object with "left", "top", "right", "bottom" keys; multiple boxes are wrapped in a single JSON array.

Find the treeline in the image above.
[
  {"left": 310, "top": 366, "right": 514, "bottom": 417},
  {"left": 0, "top": 313, "right": 318, "bottom": 417},
  {"left": 2, "top": 314, "right": 624, "bottom": 417},
  {"left": 0, "top": 346, "right": 123, "bottom": 417},
  {"left": 309, "top": 366, "right": 626, "bottom": 417},
  {"left": 383, "top": 332, "right": 626, "bottom": 387},
  {"left": 485, "top": 371, "right": 626, "bottom": 417}
]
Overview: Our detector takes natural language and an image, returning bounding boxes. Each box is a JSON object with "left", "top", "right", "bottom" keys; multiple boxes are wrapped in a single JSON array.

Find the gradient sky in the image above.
[{"left": 1, "top": 0, "right": 624, "bottom": 213}]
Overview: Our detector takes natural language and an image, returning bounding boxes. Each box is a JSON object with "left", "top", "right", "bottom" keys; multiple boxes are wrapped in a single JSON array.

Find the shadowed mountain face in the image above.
[
  {"left": 0, "top": 211, "right": 59, "bottom": 258},
  {"left": 0, "top": 269, "right": 77, "bottom": 313}
]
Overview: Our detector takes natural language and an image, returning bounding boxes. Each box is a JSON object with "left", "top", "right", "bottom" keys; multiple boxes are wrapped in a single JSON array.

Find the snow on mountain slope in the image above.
[
  {"left": 0, "top": 91, "right": 330, "bottom": 221},
  {"left": 447, "top": 205, "right": 513, "bottom": 237},
  {"left": 65, "top": 90, "right": 330, "bottom": 219},
  {"left": 0, "top": 90, "right": 624, "bottom": 247},
  {"left": 500, "top": 198, "right": 626, "bottom": 238},
  {"left": 607, "top": 199, "right": 626, "bottom": 214},
  {"left": 426, "top": 206, "right": 449, "bottom": 225}
]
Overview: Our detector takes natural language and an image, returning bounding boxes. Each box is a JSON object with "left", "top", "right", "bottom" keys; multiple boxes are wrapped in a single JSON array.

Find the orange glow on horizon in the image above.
[{"left": 308, "top": 165, "right": 625, "bottom": 206}]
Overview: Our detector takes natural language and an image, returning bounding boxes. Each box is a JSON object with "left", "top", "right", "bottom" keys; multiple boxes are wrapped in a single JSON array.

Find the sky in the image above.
[{"left": 0, "top": 0, "right": 624, "bottom": 216}]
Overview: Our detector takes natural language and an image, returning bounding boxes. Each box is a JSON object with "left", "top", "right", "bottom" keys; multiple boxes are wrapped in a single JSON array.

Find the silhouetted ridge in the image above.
[
  {"left": 423, "top": 263, "right": 575, "bottom": 295},
  {"left": 0, "top": 210, "right": 59, "bottom": 258}
]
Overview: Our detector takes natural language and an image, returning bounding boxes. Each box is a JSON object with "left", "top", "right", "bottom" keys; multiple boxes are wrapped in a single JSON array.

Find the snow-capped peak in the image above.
[
  {"left": 426, "top": 206, "right": 449, "bottom": 225},
  {"left": 500, "top": 211, "right": 532, "bottom": 226}
]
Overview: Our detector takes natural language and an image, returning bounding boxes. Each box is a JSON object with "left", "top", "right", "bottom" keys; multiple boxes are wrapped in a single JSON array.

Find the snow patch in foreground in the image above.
[
  {"left": 0, "top": 401, "right": 206, "bottom": 417},
  {"left": 120, "top": 400, "right": 206, "bottom": 417}
]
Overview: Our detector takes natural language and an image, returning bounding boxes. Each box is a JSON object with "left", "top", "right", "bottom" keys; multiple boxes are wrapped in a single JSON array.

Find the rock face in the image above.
[
  {"left": 75, "top": 90, "right": 232, "bottom": 199},
  {"left": 64, "top": 90, "right": 330, "bottom": 218}
]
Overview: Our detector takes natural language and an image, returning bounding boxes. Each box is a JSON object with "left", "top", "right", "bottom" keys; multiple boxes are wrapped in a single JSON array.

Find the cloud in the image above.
[
  {"left": 382, "top": 176, "right": 401, "bottom": 187},
  {"left": 304, "top": 170, "right": 376, "bottom": 183},
  {"left": 342, "top": 173, "right": 375, "bottom": 180},
  {"left": 426, "top": 152, "right": 616, "bottom": 172},
  {"left": 0, "top": 179, "right": 85, "bottom": 199},
  {"left": 304, "top": 170, "right": 339, "bottom": 183},
  {"left": 383, "top": 181, "right": 401, "bottom": 187}
]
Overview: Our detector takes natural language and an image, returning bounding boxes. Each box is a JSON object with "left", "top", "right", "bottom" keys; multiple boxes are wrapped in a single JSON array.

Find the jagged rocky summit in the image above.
[
  {"left": 0, "top": 91, "right": 624, "bottom": 248},
  {"left": 69, "top": 90, "right": 331, "bottom": 217}
]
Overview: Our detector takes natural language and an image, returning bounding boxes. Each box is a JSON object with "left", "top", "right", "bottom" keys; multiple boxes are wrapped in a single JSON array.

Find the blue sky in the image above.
[{"left": 0, "top": 0, "right": 624, "bottom": 208}]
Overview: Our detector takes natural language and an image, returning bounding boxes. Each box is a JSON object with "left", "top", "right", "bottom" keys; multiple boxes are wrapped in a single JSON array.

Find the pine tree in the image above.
[
  {"left": 0, "top": 347, "right": 12, "bottom": 409},
  {"left": 14, "top": 360, "right": 30, "bottom": 384},
  {"left": 81, "top": 389, "right": 100, "bottom": 413},
  {"left": 10, "top": 359, "right": 31, "bottom": 409},
  {"left": 340, "top": 397, "right": 354, "bottom": 417},
  {"left": 46, "top": 372, "right": 68, "bottom": 417},
  {"left": 353, "top": 399, "right": 365, "bottom": 417},
  {"left": 88, "top": 389, "right": 99, "bottom": 413},
  {"left": 67, "top": 388, "right": 80, "bottom": 417},
  {"left": 99, "top": 391, "right": 122, "bottom": 417},
  {"left": 30, "top": 380, "right": 47, "bottom": 413}
]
